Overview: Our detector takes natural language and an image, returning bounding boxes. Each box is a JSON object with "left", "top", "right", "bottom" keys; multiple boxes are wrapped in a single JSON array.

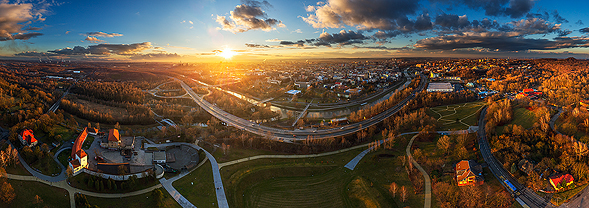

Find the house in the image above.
[
  {"left": 455, "top": 160, "right": 484, "bottom": 186},
  {"left": 18, "top": 129, "right": 37, "bottom": 147},
  {"left": 153, "top": 151, "right": 166, "bottom": 163},
  {"left": 88, "top": 128, "right": 99, "bottom": 136},
  {"left": 69, "top": 127, "right": 89, "bottom": 176},
  {"left": 518, "top": 159, "right": 534, "bottom": 175},
  {"left": 106, "top": 129, "right": 121, "bottom": 149},
  {"left": 549, "top": 174, "right": 574, "bottom": 191}
]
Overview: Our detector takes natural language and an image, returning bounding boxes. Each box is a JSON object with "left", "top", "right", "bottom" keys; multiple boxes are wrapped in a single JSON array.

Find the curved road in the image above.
[{"left": 172, "top": 74, "right": 427, "bottom": 141}]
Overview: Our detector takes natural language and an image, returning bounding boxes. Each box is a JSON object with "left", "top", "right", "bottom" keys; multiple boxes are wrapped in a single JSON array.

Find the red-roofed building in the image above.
[
  {"left": 69, "top": 127, "right": 89, "bottom": 176},
  {"left": 18, "top": 129, "right": 37, "bottom": 147},
  {"left": 455, "top": 160, "right": 484, "bottom": 186},
  {"left": 523, "top": 88, "right": 534, "bottom": 93},
  {"left": 88, "top": 128, "right": 99, "bottom": 136},
  {"left": 106, "top": 129, "right": 121, "bottom": 149},
  {"left": 550, "top": 174, "right": 574, "bottom": 191}
]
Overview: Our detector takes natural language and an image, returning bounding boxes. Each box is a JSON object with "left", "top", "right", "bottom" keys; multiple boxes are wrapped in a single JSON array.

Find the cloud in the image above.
[
  {"left": 316, "top": 30, "right": 369, "bottom": 46},
  {"left": 580, "top": 27, "right": 589, "bottom": 33},
  {"left": 84, "top": 36, "right": 104, "bottom": 43},
  {"left": 551, "top": 10, "right": 568, "bottom": 24},
  {"left": 245, "top": 43, "right": 270, "bottom": 48},
  {"left": 576, "top": 20, "right": 584, "bottom": 25},
  {"left": 14, "top": 51, "right": 50, "bottom": 56},
  {"left": 292, "top": 29, "right": 302, "bottom": 33},
  {"left": 0, "top": 3, "right": 46, "bottom": 41},
  {"left": 48, "top": 42, "right": 152, "bottom": 55},
  {"left": 430, "top": 0, "right": 534, "bottom": 18},
  {"left": 129, "top": 53, "right": 181, "bottom": 60},
  {"left": 189, "top": 21, "right": 193, "bottom": 24},
  {"left": 302, "top": 0, "right": 420, "bottom": 30},
  {"left": 215, "top": 0, "right": 284, "bottom": 33},
  {"left": 414, "top": 32, "right": 589, "bottom": 51},
  {"left": 85, "top": 32, "right": 123, "bottom": 37}
]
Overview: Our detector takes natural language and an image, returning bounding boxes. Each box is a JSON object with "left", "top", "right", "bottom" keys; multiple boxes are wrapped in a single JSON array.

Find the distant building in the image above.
[
  {"left": 88, "top": 128, "right": 99, "bottom": 136},
  {"left": 455, "top": 160, "right": 484, "bottom": 186},
  {"left": 295, "top": 82, "right": 310, "bottom": 89},
  {"left": 18, "top": 129, "right": 37, "bottom": 147},
  {"left": 69, "top": 127, "right": 89, "bottom": 176},
  {"left": 550, "top": 174, "right": 574, "bottom": 191},
  {"left": 427, "top": 82, "right": 454, "bottom": 92}
]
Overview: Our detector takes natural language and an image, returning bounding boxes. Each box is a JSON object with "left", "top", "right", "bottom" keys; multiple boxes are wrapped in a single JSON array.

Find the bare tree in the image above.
[
  {"left": 401, "top": 186, "right": 407, "bottom": 202},
  {"left": 389, "top": 182, "right": 398, "bottom": 197}
]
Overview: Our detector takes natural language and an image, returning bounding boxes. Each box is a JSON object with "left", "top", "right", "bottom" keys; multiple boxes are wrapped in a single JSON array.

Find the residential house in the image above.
[
  {"left": 455, "top": 160, "right": 484, "bottom": 186},
  {"left": 18, "top": 129, "right": 37, "bottom": 147},
  {"left": 549, "top": 174, "right": 574, "bottom": 191},
  {"left": 107, "top": 129, "right": 120, "bottom": 149}
]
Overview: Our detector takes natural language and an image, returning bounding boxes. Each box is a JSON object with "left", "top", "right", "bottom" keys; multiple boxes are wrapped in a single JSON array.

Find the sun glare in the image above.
[{"left": 218, "top": 48, "right": 236, "bottom": 59}]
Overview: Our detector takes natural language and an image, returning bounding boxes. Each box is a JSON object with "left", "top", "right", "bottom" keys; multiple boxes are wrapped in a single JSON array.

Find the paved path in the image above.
[
  {"left": 219, "top": 143, "right": 370, "bottom": 169},
  {"left": 145, "top": 142, "right": 229, "bottom": 208},
  {"left": 406, "top": 134, "right": 431, "bottom": 208}
]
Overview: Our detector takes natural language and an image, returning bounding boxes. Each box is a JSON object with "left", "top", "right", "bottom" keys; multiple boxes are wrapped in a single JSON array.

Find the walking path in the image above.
[
  {"left": 406, "top": 134, "right": 431, "bottom": 208},
  {"left": 144, "top": 142, "right": 229, "bottom": 208}
]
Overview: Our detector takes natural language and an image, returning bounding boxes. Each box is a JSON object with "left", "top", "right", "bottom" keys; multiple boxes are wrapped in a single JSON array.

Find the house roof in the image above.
[
  {"left": 550, "top": 174, "right": 574, "bottom": 188},
  {"left": 456, "top": 160, "right": 483, "bottom": 182},
  {"left": 71, "top": 127, "right": 88, "bottom": 158},
  {"left": 108, "top": 129, "right": 120, "bottom": 142},
  {"left": 21, "top": 129, "right": 37, "bottom": 143}
]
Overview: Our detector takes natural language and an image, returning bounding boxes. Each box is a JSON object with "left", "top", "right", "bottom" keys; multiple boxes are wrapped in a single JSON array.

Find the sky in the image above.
[{"left": 0, "top": 0, "right": 588, "bottom": 62}]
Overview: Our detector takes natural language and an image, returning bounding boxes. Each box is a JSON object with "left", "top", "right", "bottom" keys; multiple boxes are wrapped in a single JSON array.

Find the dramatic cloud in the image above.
[
  {"left": 0, "top": 3, "right": 46, "bottom": 41},
  {"left": 129, "top": 53, "right": 181, "bottom": 60},
  {"left": 48, "top": 42, "right": 152, "bottom": 55},
  {"left": 245, "top": 43, "right": 271, "bottom": 48},
  {"left": 216, "top": 0, "right": 284, "bottom": 33},
  {"left": 85, "top": 32, "right": 123, "bottom": 37},
  {"left": 14, "top": 51, "right": 50, "bottom": 56},
  {"left": 84, "top": 36, "right": 104, "bottom": 43},
  {"left": 316, "top": 30, "right": 369, "bottom": 46},
  {"left": 430, "top": 0, "right": 534, "bottom": 18},
  {"left": 414, "top": 32, "right": 589, "bottom": 51},
  {"left": 302, "top": 0, "right": 420, "bottom": 30},
  {"left": 580, "top": 27, "right": 589, "bottom": 33}
]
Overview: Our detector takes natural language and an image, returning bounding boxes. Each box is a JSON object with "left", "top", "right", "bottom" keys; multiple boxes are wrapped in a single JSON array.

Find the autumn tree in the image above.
[
  {"left": 401, "top": 186, "right": 407, "bottom": 202},
  {"left": 437, "top": 135, "right": 451, "bottom": 155},
  {"left": 389, "top": 182, "right": 398, "bottom": 197},
  {"left": 0, "top": 181, "right": 15, "bottom": 204}
]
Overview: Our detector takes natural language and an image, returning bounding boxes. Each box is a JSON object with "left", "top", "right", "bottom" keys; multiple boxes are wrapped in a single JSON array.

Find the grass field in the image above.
[
  {"left": 218, "top": 143, "right": 420, "bottom": 208},
  {"left": 497, "top": 107, "right": 537, "bottom": 135},
  {"left": 57, "top": 149, "right": 71, "bottom": 167},
  {"left": 82, "top": 136, "right": 94, "bottom": 149},
  {"left": 209, "top": 145, "right": 284, "bottom": 163},
  {"left": 68, "top": 173, "right": 160, "bottom": 193},
  {"left": 30, "top": 156, "right": 61, "bottom": 176},
  {"left": 426, "top": 101, "right": 486, "bottom": 131},
  {"left": 551, "top": 183, "right": 589, "bottom": 206},
  {"left": 173, "top": 161, "right": 218, "bottom": 208},
  {"left": 4, "top": 162, "right": 31, "bottom": 176},
  {"left": 0, "top": 179, "right": 70, "bottom": 208},
  {"left": 84, "top": 188, "right": 181, "bottom": 208}
]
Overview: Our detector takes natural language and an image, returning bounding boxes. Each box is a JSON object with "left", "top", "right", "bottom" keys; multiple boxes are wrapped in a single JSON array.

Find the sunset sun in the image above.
[{"left": 218, "top": 48, "right": 236, "bottom": 59}]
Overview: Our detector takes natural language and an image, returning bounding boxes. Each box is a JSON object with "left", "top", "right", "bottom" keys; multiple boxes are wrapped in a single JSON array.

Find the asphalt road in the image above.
[
  {"left": 478, "top": 107, "right": 555, "bottom": 208},
  {"left": 172, "top": 74, "right": 427, "bottom": 141}
]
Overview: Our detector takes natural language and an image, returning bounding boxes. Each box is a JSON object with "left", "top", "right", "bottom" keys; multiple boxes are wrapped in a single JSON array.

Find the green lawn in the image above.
[
  {"left": 426, "top": 101, "right": 486, "bottom": 131},
  {"left": 551, "top": 183, "right": 589, "bottom": 206},
  {"left": 84, "top": 188, "right": 181, "bottom": 208},
  {"left": 4, "top": 162, "right": 31, "bottom": 176},
  {"left": 82, "top": 136, "right": 94, "bottom": 149},
  {"left": 0, "top": 179, "right": 70, "bottom": 208},
  {"left": 210, "top": 146, "right": 283, "bottom": 163},
  {"left": 30, "top": 156, "right": 61, "bottom": 176},
  {"left": 173, "top": 161, "right": 218, "bottom": 208},
  {"left": 57, "top": 149, "right": 71, "bottom": 167},
  {"left": 68, "top": 173, "right": 160, "bottom": 193},
  {"left": 497, "top": 107, "right": 537, "bottom": 135}
]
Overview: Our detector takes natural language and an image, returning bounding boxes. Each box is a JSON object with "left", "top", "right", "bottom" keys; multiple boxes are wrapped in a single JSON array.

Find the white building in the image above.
[{"left": 427, "top": 82, "right": 454, "bottom": 92}]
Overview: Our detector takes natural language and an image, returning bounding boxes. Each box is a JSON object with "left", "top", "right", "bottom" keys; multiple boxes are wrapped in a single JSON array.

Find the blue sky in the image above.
[{"left": 1, "top": 0, "right": 588, "bottom": 61}]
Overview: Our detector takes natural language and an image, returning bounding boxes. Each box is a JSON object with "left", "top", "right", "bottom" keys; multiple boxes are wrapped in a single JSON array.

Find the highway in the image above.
[
  {"left": 478, "top": 107, "right": 555, "bottom": 208},
  {"left": 172, "top": 74, "right": 427, "bottom": 141}
]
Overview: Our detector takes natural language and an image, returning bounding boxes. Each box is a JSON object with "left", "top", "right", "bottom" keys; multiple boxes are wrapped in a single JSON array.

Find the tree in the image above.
[
  {"left": 389, "top": 182, "right": 398, "bottom": 197},
  {"left": 0, "top": 182, "right": 15, "bottom": 204},
  {"left": 95, "top": 122, "right": 100, "bottom": 130},
  {"left": 114, "top": 122, "right": 120, "bottom": 130},
  {"left": 66, "top": 166, "right": 74, "bottom": 178},
  {"left": 118, "top": 165, "right": 128, "bottom": 175},
  {"left": 34, "top": 195, "right": 43, "bottom": 204},
  {"left": 437, "top": 135, "right": 451, "bottom": 155},
  {"left": 401, "top": 186, "right": 407, "bottom": 202}
]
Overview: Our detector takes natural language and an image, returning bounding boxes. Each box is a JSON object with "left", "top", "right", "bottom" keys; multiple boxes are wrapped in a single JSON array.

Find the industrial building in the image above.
[{"left": 427, "top": 82, "right": 454, "bottom": 92}]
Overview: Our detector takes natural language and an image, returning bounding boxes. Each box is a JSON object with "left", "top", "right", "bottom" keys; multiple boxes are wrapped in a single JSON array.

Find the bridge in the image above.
[{"left": 292, "top": 100, "right": 313, "bottom": 127}]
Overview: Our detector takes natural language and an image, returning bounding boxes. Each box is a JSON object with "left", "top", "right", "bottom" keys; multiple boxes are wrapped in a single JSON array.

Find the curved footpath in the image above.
[
  {"left": 144, "top": 142, "right": 229, "bottom": 208},
  {"left": 406, "top": 134, "right": 431, "bottom": 208}
]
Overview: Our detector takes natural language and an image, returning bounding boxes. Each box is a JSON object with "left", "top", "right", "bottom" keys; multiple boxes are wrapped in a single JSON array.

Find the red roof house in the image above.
[
  {"left": 523, "top": 88, "right": 534, "bottom": 93},
  {"left": 19, "top": 129, "right": 37, "bottom": 147},
  {"left": 455, "top": 160, "right": 484, "bottom": 186},
  {"left": 550, "top": 174, "right": 574, "bottom": 191},
  {"left": 69, "top": 127, "right": 89, "bottom": 176}
]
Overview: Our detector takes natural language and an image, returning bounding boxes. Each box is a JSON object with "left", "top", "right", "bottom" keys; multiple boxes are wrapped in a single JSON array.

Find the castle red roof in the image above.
[
  {"left": 20, "top": 129, "right": 37, "bottom": 144},
  {"left": 71, "top": 127, "right": 88, "bottom": 158},
  {"left": 108, "top": 129, "right": 120, "bottom": 142}
]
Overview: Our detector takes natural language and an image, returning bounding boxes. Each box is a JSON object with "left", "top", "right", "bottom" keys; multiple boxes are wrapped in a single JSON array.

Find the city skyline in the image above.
[{"left": 1, "top": 0, "right": 589, "bottom": 62}]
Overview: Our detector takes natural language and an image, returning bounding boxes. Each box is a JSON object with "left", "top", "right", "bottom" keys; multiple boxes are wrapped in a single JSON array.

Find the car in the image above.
[
  {"left": 293, "top": 135, "right": 297, "bottom": 138},
  {"left": 340, "top": 127, "right": 345, "bottom": 129},
  {"left": 313, "top": 130, "right": 317, "bottom": 133}
]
